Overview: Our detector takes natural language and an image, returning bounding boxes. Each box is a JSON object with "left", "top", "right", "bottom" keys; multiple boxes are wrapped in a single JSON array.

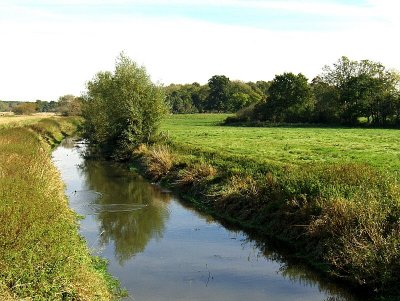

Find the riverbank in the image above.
[
  {"left": 0, "top": 117, "right": 123, "bottom": 300},
  {"left": 131, "top": 115, "right": 400, "bottom": 300}
]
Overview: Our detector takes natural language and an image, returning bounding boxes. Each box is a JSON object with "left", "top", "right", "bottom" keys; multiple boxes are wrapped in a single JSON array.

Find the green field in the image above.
[
  {"left": 161, "top": 114, "right": 400, "bottom": 175},
  {"left": 150, "top": 113, "right": 400, "bottom": 297}
]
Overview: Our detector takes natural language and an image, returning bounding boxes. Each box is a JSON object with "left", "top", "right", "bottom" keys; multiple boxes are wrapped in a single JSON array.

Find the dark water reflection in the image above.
[
  {"left": 52, "top": 138, "right": 362, "bottom": 301},
  {"left": 80, "top": 160, "right": 170, "bottom": 264}
]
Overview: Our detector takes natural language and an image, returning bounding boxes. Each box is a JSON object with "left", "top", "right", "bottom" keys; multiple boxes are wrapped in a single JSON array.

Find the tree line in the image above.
[
  {"left": 167, "top": 56, "right": 400, "bottom": 127},
  {"left": 0, "top": 95, "right": 82, "bottom": 116},
  {"left": 165, "top": 77, "right": 269, "bottom": 114}
]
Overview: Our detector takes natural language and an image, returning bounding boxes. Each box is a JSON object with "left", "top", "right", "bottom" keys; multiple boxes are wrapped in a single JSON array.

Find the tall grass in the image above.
[
  {"left": 134, "top": 114, "right": 400, "bottom": 299},
  {"left": 0, "top": 117, "right": 122, "bottom": 300}
]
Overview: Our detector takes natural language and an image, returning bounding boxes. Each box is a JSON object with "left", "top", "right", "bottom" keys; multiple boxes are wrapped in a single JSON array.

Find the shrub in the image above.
[
  {"left": 12, "top": 103, "right": 37, "bottom": 115},
  {"left": 82, "top": 53, "right": 168, "bottom": 160}
]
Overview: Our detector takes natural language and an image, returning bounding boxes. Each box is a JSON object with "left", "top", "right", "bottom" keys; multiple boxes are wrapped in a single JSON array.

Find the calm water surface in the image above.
[{"left": 52, "top": 138, "right": 361, "bottom": 301}]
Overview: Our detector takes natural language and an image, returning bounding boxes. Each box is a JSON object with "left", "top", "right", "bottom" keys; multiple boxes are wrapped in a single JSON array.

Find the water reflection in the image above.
[
  {"left": 53, "top": 139, "right": 363, "bottom": 301},
  {"left": 79, "top": 160, "right": 170, "bottom": 264}
]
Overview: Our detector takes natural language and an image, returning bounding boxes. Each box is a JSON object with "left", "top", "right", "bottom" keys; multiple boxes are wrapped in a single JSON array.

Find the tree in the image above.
[
  {"left": 82, "top": 53, "right": 167, "bottom": 159},
  {"left": 255, "top": 73, "right": 314, "bottom": 123},
  {"left": 319, "top": 57, "right": 400, "bottom": 125},
  {"left": 207, "top": 75, "right": 231, "bottom": 112},
  {"left": 229, "top": 81, "right": 264, "bottom": 112},
  {"left": 12, "top": 102, "right": 37, "bottom": 115},
  {"left": 311, "top": 76, "right": 341, "bottom": 123},
  {"left": 0, "top": 101, "right": 8, "bottom": 112},
  {"left": 57, "top": 94, "right": 82, "bottom": 116},
  {"left": 165, "top": 84, "right": 198, "bottom": 114}
]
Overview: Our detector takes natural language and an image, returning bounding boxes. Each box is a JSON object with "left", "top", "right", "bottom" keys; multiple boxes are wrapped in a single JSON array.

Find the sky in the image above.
[{"left": 0, "top": 0, "right": 399, "bottom": 101}]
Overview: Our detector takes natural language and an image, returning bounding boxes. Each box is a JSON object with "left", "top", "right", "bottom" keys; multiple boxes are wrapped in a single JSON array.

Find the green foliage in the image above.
[
  {"left": 207, "top": 75, "right": 232, "bottom": 112},
  {"left": 57, "top": 94, "right": 82, "bottom": 116},
  {"left": 165, "top": 83, "right": 200, "bottom": 113},
  {"left": 0, "top": 101, "right": 8, "bottom": 112},
  {"left": 82, "top": 53, "right": 167, "bottom": 160},
  {"left": 0, "top": 117, "right": 122, "bottom": 300},
  {"left": 11, "top": 102, "right": 37, "bottom": 115},
  {"left": 226, "top": 56, "right": 400, "bottom": 127},
  {"left": 164, "top": 78, "right": 265, "bottom": 114},
  {"left": 317, "top": 56, "right": 400, "bottom": 125},
  {"left": 254, "top": 72, "right": 314, "bottom": 123}
]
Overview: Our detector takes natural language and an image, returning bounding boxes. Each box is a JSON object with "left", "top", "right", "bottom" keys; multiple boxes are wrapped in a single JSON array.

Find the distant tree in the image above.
[
  {"left": 229, "top": 81, "right": 263, "bottom": 112},
  {"left": 35, "top": 100, "right": 45, "bottom": 112},
  {"left": 188, "top": 82, "right": 209, "bottom": 113},
  {"left": 0, "top": 101, "right": 8, "bottom": 112},
  {"left": 207, "top": 75, "right": 231, "bottom": 112},
  {"left": 319, "top": 57, "right": 400, "bottom": 125},
  {"left": 82, "top": 53, "right": 167, "bottom": 159},
  {"left": 57, "top": 94, "right": 82, "bottom": 116},
  {"left": 255, "top": 80, "right": 271, "bottom": 97},
  {"left": 255, "top": 72, "right": 314, "bottom": 123},
  {"left": 12, "top": 102, "right": 37, "bottom": 115},
  {"left": 165, "top": 84, "right": 197, "bottom": 114},
  {"left": 311, "top": 76, "right": 341, "bottom": 123}
]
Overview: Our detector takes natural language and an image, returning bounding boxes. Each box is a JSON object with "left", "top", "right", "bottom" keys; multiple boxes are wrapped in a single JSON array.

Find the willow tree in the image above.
[{"left": 82, "top": 53, "right": 167, "bottom": 159}]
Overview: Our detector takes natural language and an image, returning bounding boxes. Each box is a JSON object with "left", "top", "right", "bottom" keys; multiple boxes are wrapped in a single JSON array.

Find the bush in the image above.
[
  {"left": 12, "top": 103, "right": 37, "bottom": 115},
  {"left": 82, "top": 53, "right": 168, "bottom": 160}
]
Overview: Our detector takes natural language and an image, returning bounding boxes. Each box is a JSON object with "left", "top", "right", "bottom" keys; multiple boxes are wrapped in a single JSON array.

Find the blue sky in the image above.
[{"left": 0, "top": 0, "right": 399, "bottom": 101}]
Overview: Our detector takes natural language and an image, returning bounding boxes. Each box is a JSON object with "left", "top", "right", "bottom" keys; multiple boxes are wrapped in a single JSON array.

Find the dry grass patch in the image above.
[
  {"left": 142, "top": 145, "right": 174, "bottom": 179},
  {"left": 175, "top": 162, "right": 217, "bottom": 187}
]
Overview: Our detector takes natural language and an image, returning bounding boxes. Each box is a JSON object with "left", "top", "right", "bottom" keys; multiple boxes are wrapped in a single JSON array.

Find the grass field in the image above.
[
  {"left": 0, "top": 113, "right": 58, "bottom": 128},
  {"left": 161, "top": 114, "right": 400, "bottom": 175},
  {"left": 140, "top": 113, "right": 400, "bottom": 298}
]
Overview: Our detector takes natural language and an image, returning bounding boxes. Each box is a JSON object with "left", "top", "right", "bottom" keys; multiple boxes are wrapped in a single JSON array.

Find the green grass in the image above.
[
  {"left": 0, "top": 117, "right": 123, "bottom": 300},
  {"left": 161, "top": 114, "right": 400, "bottom": 175},
  {"left": 139, "top": 114, "right": 400, "bottom": 299}
]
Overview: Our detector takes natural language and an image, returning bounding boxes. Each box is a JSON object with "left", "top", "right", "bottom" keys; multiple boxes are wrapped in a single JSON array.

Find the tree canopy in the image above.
[
  {"left": 254, "top": 73, "right": 314, "bottom": 123},
  {"left": 82, "top": 53, "right": 167, "bottom": 159}
]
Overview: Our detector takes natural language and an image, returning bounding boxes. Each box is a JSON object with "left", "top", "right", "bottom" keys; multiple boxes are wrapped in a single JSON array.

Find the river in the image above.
[{"left": 52, "top": 138, "right": 361, "bottom": 301}]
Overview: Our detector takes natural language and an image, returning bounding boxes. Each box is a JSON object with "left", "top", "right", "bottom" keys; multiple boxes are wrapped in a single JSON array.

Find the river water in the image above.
[{"left": 52, "top": 138, "right": 361, "bottom": 301}]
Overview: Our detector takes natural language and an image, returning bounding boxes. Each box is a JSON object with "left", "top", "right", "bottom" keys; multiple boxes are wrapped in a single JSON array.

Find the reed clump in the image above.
[{"left": 139, "top": 144, "right": 174, "bottom": 180}]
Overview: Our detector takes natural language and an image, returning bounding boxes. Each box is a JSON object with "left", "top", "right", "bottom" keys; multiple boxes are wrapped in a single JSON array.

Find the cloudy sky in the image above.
[{"left": 0, "top": 0, "right": 399, "bottom": 101}]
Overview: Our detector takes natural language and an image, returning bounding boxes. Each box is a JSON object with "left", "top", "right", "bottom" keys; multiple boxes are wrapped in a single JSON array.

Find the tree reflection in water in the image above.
[{"left": 79, "top": 160, "right": 171, "bottom": 265}]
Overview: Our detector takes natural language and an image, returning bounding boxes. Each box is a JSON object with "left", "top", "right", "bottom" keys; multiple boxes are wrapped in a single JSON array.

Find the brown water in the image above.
[{"left": 52, "top": 138, "right": 362, "bottom": 301}]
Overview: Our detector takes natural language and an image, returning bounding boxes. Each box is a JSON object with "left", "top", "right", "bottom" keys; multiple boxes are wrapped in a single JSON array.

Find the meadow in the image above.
[
  {"left": 161, "top": 114, "right": 400, "bottom": 175},
  {"left": 133, "top": 113, "right": 400, "bottom": 299},
  {"left": 0, "top": 117, "right": 122, "bottom": 300},
  {"left": 0, "top": 113, "right": 58, "bottom": 128}
]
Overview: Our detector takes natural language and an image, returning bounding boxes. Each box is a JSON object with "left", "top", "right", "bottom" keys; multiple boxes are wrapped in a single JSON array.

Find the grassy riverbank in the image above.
[
  {"left": 134, "top": 114, "right": 400, "bottom": 299},
  {"left": 0, "top": 117, "right": 122, "bottom": 300}
]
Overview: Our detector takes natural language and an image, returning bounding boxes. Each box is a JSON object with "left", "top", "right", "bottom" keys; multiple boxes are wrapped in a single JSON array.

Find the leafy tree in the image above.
[
  {"left": 311, "top": 76, "right": 341, "bottom": 123},
  {"left": 82, "top": 53, "right": 167, "bottom": 160},
  {"left": 319, "top": 57, "right": 400, "bottom": 125},
  {"left": 165, "top": 84, "right": 198, "bottom": 114},
  {"left": 0, "top": 101, "right": 8, "bottom": 112},
  {"left": 207, "top": 75, "right": 231, "bottom": 112},
  {"left": 255, "top": 72, "right": 314, "bottom": 123},
  {"left": 35, "top": 100, "right": 45, "bottom": 112},
  {"left": 229, "top": 81, "right": 264, "bottom": 112},
  {"left": 12, "top": 102, "right": 37, "bottom": 115},
  {"left": 254, "top": 80, "right": 271, "bottom": 97},
  {"left": 188, "top": 83, "right": 209, "bottom": 113},
  {"left": 57, "top": 94, "right": 82, "bottom": 116}
]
